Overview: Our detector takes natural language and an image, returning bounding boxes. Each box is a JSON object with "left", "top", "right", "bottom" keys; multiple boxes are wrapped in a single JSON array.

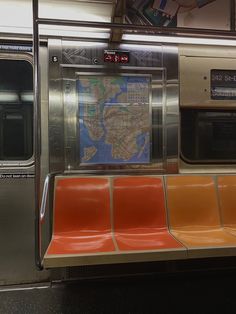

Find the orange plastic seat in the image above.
[
  {"left": 113, "top": 177, "right": 184, "bottom": 251},
  {"left": 46, "top": 177, "right": 115, "bottom": 257},
  {"left": 166, "top": 176, "right": 236, "bottom": 257},
  {"left": 218, "top": 176, "right": 236, "bottom": 236}
]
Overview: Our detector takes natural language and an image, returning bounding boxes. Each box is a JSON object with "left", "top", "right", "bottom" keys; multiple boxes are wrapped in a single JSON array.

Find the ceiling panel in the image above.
[{"left": 0, "top": 0, "right": 116, "bottom": 36}]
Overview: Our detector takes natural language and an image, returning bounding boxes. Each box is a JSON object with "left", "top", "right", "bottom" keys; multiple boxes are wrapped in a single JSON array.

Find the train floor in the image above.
[{"left": 0, "top": 269, "right": 236, "bottom": 314}]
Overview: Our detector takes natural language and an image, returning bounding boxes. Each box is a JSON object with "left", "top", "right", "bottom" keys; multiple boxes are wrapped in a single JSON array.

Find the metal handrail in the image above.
[
  {"left": 40, "top": 174, "right": 50, "bottom": 222},
  {"left": 33, "top": 0, "right": 42, "bottom": 271},
  {"left": 40, "top": 172, "right": 61, "bottom": 222},
  {"left": 36, "top": 17, "right": 236, "bottom": 38},
  {"left": 33, "top": 0, "right": 236, "bottom": 270},
  {"left": 37, "top": 172, "right": 59, "bottom": 270}
]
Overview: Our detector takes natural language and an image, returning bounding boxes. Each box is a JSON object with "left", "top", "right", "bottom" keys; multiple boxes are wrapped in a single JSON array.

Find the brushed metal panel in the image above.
[
  {"left": 49, "top": 41, "right": 179, "bottom": 176},
  {"left": 121, "top": 43, "right": 162, "bottom": 68},
  {"left": 63, "top": 78, "right": 77, "bottom": 171},
  {"left": 40, "top": 46, "right": 51, "bottom": 258},
  {"left": 0, "top": 179, "right": 48, "bottom": 285},
  {"left": 60, "top": 41, "right": 166, "bottom": 173},
  {"left": 62, "top": 41, "right": 163, "bottom": 68},
  {"left": 163, "top": 45, "right": 178, "bottom": 82},
  {"left": 180, "top": 159, "right": 236, "bottom": 174},
  {"left": 40, "top": 46, "right": 49, "bottom": 183},
  {"left": 180, "top": 55, "right": 236, "bottom": 108},
  {"left": 62, "top": 41, "right": 108, "bottom": 65},
  {"left": 48, "top": 39, "right": 64, "bottom": 172},
  {"left": 163, "top": 45, "right": 179, "bottom": 174}
]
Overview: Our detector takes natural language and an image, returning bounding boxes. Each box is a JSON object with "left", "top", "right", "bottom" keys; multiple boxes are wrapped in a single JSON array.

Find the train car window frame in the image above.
[
  {"left": 0, "top": 53, "right": 34, "bottom": 167},
  {"left": 180, "top": 108, "right": 236, "bottom": 164}
]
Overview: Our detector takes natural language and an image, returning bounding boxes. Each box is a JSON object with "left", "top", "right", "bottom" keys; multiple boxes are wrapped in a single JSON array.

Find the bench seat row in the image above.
[{"left": 44, "top": 175, "right": 236, "bottom": 268}]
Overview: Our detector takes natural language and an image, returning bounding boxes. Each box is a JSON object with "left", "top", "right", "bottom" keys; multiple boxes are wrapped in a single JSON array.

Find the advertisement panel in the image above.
[{"left": 125, "top": 0, "right": 230, "bottom": 30}]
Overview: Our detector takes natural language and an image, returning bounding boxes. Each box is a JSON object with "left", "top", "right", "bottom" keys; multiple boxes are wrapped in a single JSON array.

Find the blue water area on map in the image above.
[{"left": 77, "top": 76, "right": 150, "bottom": 164}]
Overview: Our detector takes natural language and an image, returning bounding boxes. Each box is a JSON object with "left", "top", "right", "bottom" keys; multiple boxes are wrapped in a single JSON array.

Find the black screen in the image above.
[{"left": 181, "top": 109, "right": 236, "bottom": 163}]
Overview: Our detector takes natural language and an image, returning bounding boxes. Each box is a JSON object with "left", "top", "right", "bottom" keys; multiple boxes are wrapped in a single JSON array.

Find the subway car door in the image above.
[{"left": 0, "top": 47, "right": 49, "bottom": 285}]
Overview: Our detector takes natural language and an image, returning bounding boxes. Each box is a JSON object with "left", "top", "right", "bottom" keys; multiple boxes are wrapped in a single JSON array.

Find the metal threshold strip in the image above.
[{"left": 0, "top": 282, "right": 51, "bottom": 292}]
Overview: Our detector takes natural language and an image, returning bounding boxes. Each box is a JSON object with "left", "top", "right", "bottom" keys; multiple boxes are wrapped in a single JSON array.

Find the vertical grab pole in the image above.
[{"left": 33, "top": 0, "right": 43, "bottom": 270}]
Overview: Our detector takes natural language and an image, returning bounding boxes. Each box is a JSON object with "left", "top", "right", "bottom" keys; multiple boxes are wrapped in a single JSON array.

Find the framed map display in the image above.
[{"left": 77, "top": 75, "right": 151, "bottom": 165}]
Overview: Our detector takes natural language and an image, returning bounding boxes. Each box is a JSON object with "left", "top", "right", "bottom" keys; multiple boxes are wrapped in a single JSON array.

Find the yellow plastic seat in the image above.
[
  {"left": 218, "top": 176, "right": 236, "bottom": 237},
  {"left": 166, "top": 176, "right": 236, "bottom": 258}
]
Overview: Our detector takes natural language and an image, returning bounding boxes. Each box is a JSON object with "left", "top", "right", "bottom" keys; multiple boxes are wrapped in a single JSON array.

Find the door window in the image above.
[{"left": 0, "top": 59, "right": 33, "bottom": 163}]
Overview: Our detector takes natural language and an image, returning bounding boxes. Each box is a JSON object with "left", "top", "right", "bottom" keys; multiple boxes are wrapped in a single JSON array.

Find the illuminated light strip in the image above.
[
  {"left": 21, "top": 92, "right": 34, "bottom": 102},
  {"left": 0, "top": 91, "right": 19, "bottom": 102},
  {"left": 39, "top": 26, "right": 110, "bottom": 39},
  {"left": 122, "top": 34, "right": 236, "bottom": 46},
  {"left": 0, "top": 25, "right": 110, "bottom": 39}
]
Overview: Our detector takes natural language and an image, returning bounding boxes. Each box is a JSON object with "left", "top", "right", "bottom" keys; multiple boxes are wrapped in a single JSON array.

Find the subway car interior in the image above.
[{"left": 2, "top": 0, "right": 236, "bottom": 312}]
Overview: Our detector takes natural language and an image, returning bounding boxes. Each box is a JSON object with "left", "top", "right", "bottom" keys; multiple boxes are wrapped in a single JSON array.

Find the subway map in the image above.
[{"left": 78, "top": 75, "right": 150, "bottom": 164}]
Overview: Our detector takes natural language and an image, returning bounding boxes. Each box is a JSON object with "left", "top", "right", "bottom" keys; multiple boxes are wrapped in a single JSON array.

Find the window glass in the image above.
[
  {"left": 181, "top": 109, "right": 236, "bottom": 163},
  {"left": 0, "top": 59, "right": 33, "bottom": 161}
]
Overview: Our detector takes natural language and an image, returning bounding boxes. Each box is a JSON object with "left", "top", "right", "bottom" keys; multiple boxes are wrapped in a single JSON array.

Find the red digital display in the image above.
[{"left": 104, "top": 50, "right": 129, "bottom": 64}]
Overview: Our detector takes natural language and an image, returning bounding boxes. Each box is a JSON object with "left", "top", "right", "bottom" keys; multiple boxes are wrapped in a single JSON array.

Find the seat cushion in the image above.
[
  {"left": 171, "top": 228, "right": 236, "bottom": 248},
  {"left": 115, "top": 229, "right": 183, "bottom": 251},
  {"left": 224, "top": 227, "right": 236, "bottom": 238},
  {"left": 46, "top": 231, "right": 115, "bottom": 255}
]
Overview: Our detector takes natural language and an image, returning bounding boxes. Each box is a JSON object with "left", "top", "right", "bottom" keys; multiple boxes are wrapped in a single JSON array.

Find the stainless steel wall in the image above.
[{"left": 48, "top": 39, "right": 179, "bottom": 175}]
